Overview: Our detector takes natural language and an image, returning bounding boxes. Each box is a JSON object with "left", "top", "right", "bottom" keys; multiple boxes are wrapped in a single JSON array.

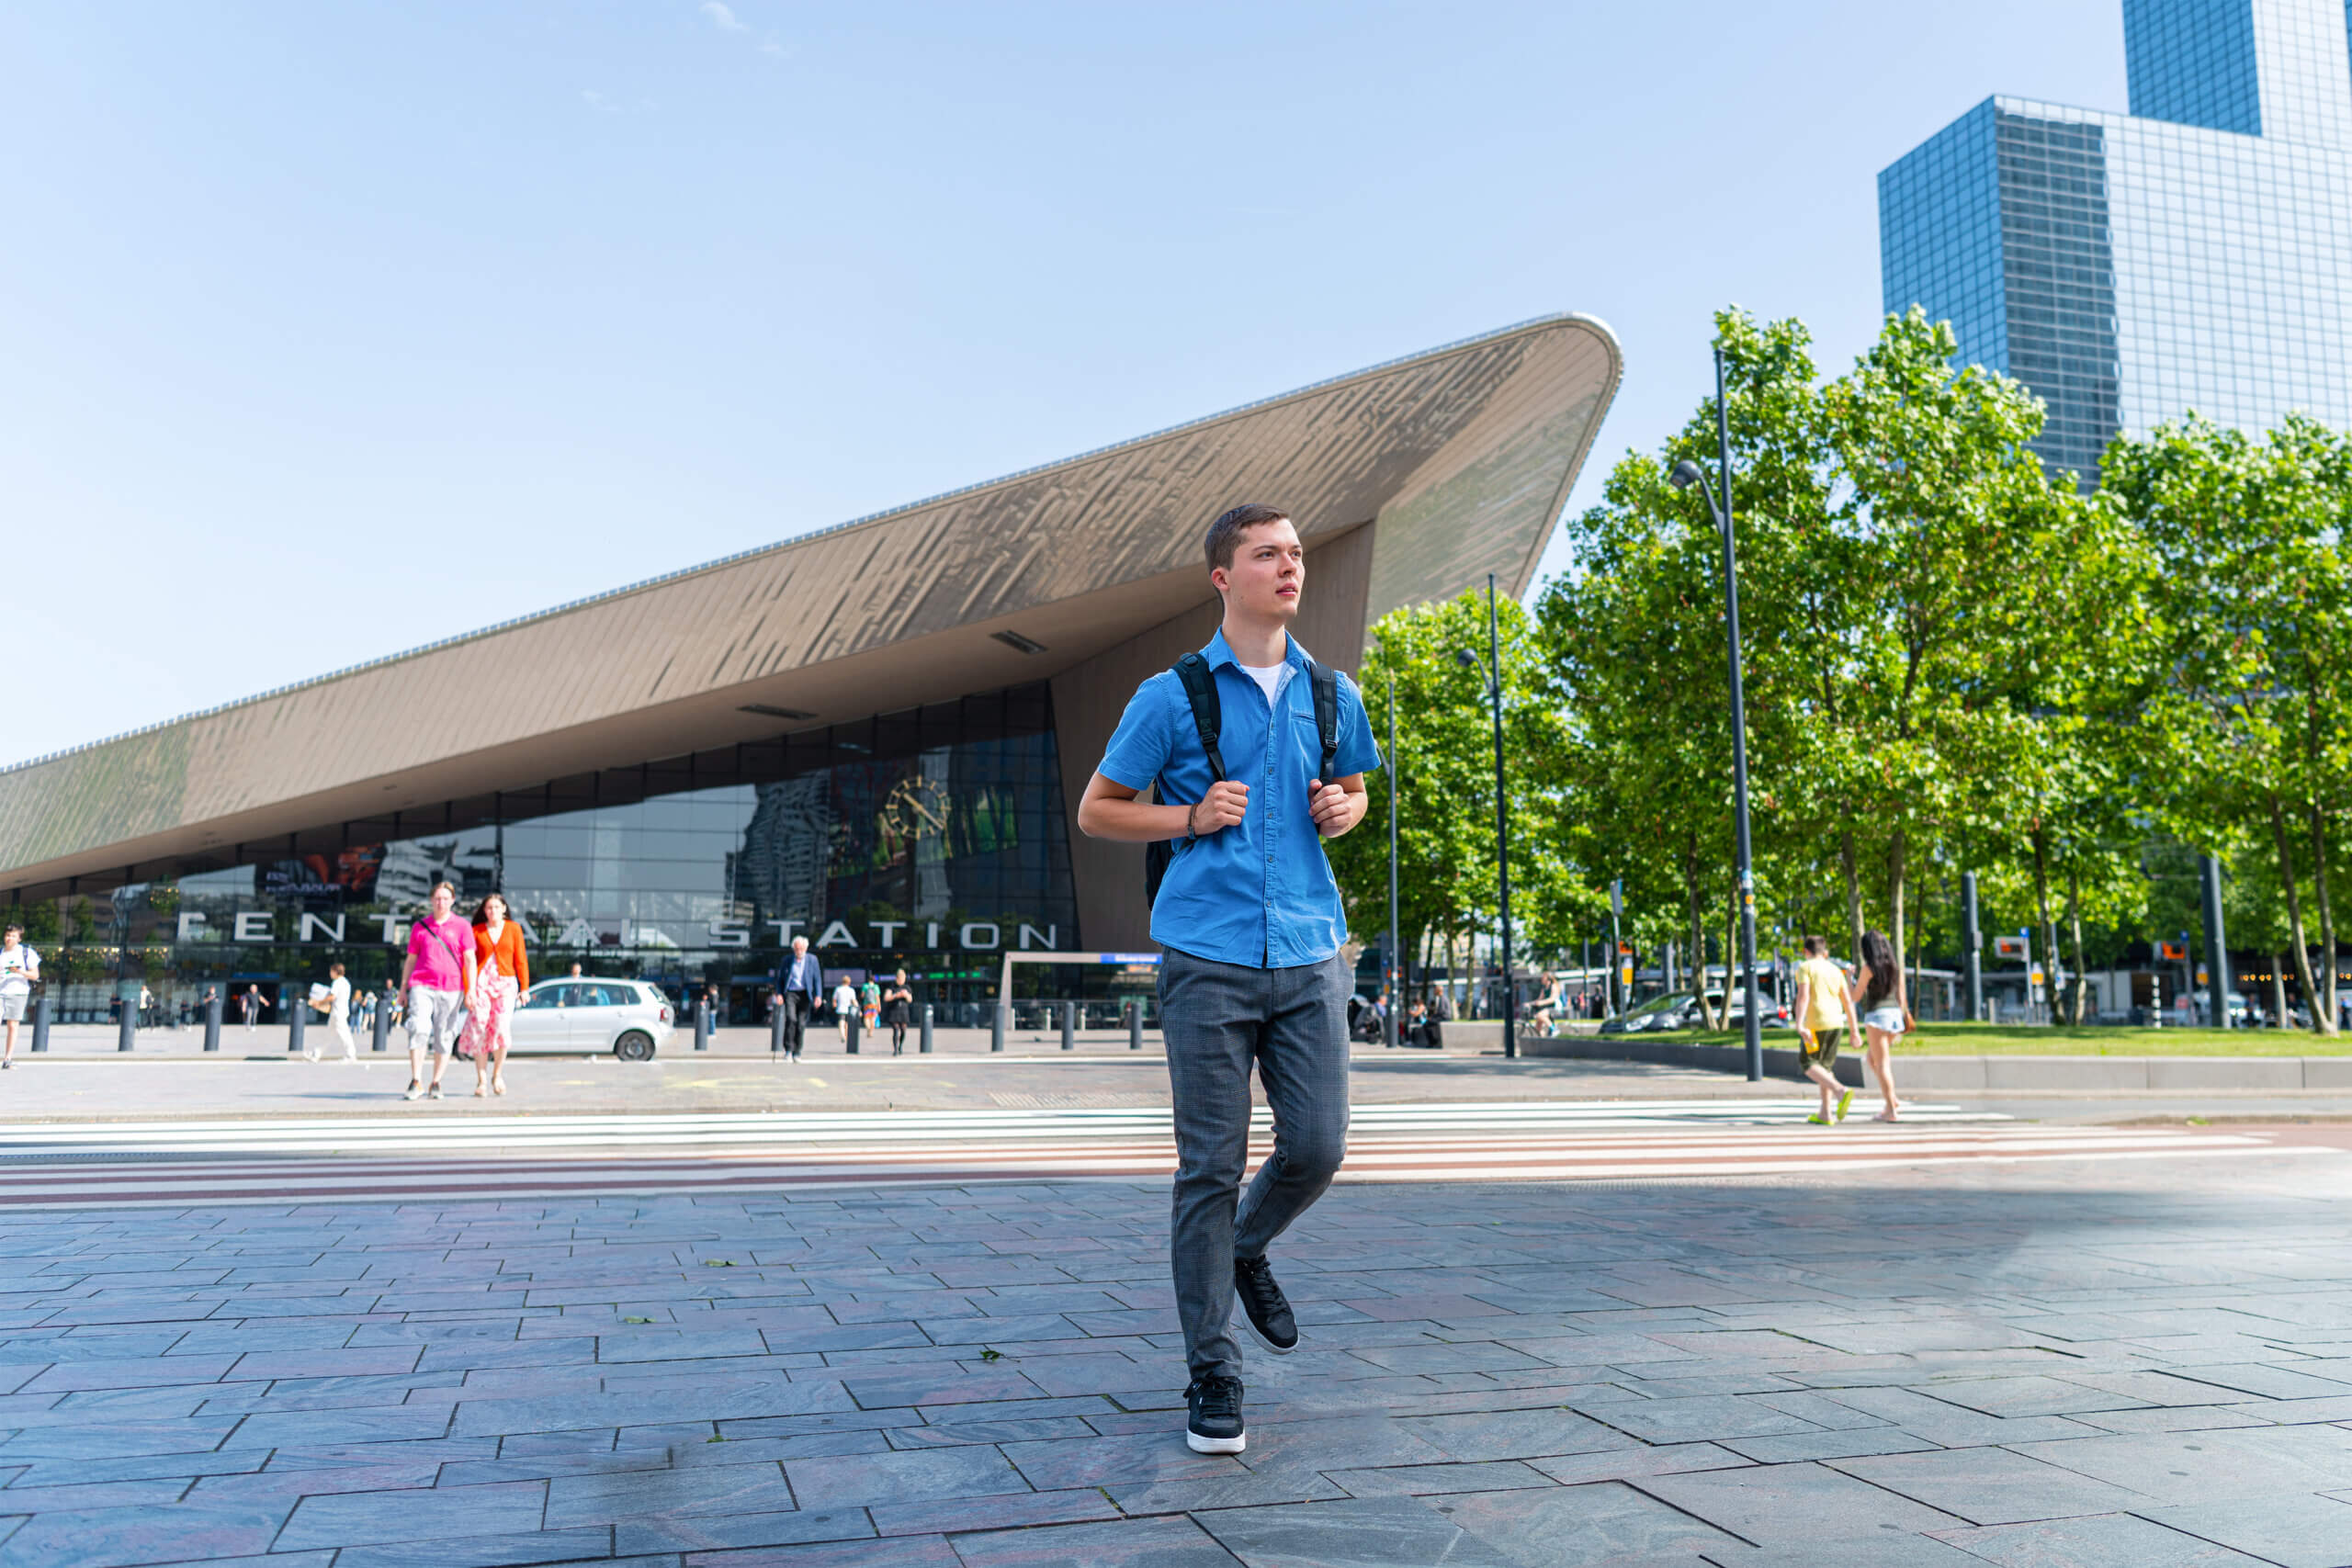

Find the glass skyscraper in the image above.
[{"left": 1879, "top": 0, "right": 2352, "bottom": 479}]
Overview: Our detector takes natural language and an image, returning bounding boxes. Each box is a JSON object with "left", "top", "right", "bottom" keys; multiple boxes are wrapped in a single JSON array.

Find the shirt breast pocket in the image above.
[{"left": 1292, "top": 712, "right": 1333, "bottom": 776}]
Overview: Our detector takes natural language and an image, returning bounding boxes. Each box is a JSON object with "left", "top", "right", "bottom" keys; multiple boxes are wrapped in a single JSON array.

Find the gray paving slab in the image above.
[
  {"left": 2009, "top": 1425, "right": 2352, "bottom": 1502},
  {"left": 330, "top": 1526, "right": 618, "bottom": 1568},
  {"left": 868, "top": 1489, "right": 1118, "bottom": 1539},
  {"left": 947, "top": 1515, "right": 1246, "bottom": 1567},
  {"left": 1395, "top": 1406, "right": 1638, "bottom": 1461},
  {"left": 1830, "top": 1445, "right": 2151, "bottom": 1524},
  {"left": 691, "top": 1536, "right": 962, "bottom": 1565},
  {"left": 1704, "top": 1543, "right": 1987, "bottom": 1568},
  {"left": 1572, "top": 1393, "right": 1823, "bottom": 1444},
  {"left": 1191, "top": 1495, "right": 1521, "bottom": 1567},
  {"left": 1438, "top": 1479, "right": 1753, "bottom": 1565},
  {"left": 614, "top": 1506, "right": 874, "bottom": 1554},
  {"left": 1632, "top": 1460, "right": 1970, "bottom": 1542},
  {"left": 1926, "top": 1511, "right": 2276, "bottom": 1565},
  {"left": 2140, "top": 1492, "right": 2352, "bottom": 1567}
]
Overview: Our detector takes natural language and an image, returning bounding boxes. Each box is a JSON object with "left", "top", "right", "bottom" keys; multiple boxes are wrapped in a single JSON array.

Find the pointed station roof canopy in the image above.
[{"left": 0, "top": 313, "right": 1621, "bottom": 899}]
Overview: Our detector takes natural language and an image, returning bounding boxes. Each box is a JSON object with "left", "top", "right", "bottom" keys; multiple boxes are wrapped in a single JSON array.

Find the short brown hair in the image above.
[
  {"left": 1803, "top": 934, "right": 1827, "bottom": 956},
  {"left": 1204, "top": 504, "right": 1290, "bottom": 573}
]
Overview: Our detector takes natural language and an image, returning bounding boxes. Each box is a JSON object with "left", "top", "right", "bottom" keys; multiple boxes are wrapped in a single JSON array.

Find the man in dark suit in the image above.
[{"left": 770, "top": 935, "right": 822, "bottom": 1060}]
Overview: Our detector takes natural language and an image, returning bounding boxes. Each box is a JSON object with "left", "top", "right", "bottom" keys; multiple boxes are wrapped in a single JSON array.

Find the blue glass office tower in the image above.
[{"left": 1880, "top": 0, "right": 2352, "bottom": 479}]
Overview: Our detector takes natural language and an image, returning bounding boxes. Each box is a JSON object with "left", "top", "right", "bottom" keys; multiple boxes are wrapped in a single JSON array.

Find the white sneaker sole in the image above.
[
  {"left": 1235, "top": 1311, "right": 1298, "bottom": 1356},
  {"left": 1186, "top": 1429, "right": 1246, "bottom": 1454}
]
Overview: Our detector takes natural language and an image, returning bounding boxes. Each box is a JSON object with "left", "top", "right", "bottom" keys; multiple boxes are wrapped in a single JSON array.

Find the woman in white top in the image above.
[
  {"left": 1856, "top": 929, "right": 1911, "bottom": 1122},
  {"left": 0, "top": 925, "right": 38, "bottom": 1068},
  {"left": 832, "top": 978, "right": 858, "bottom": 1046}
]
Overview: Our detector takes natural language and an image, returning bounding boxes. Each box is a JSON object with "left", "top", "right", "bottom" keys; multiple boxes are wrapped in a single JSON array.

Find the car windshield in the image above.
[{"left": 1625, "top": 992, "right": 1691, "bottom": 1018}]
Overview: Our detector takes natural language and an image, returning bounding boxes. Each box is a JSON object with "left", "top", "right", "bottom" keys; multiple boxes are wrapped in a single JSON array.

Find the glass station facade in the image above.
[{"left": 19, "top": 682, "right": 1109, "bottom": 1027}]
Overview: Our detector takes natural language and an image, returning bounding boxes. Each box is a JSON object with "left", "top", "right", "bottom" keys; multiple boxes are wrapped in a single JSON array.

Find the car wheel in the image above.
[{"left": 614, "top": 1032, "right": 656, "bottom": 1062}]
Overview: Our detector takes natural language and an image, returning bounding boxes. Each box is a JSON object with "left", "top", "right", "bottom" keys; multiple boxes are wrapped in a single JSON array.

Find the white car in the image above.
[{"left": 509, "top": 978, "right": 674, "bottom": 1059}]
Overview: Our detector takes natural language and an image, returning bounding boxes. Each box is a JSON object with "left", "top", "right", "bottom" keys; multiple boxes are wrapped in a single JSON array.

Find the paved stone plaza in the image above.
[{"left": 0, "top": 1149, "right": 2349, "bottom": 1567}]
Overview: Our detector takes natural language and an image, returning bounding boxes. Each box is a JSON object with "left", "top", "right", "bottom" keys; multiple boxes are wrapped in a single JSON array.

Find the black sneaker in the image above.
[
  {"left": 1185, "top": 1375, "right": 1246, "bottom": 1453},
  {"left": 1234, "top": 1255, "right": 1298, "bottom": 1354}
]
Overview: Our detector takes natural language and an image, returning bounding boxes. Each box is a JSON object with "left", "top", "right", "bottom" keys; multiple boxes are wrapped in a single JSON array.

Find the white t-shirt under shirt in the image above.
[
  {"left": 0, "top": 945, "right": 37, "bottom": 997},
  {"left": 1239, "top": 662, "right": 1287, "bottom": 706}
]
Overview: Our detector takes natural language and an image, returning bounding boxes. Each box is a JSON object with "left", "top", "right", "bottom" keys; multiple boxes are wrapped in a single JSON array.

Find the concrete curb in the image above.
[{"left": 1521, "top": 1034, "right": 2352, "bottom": 1090}]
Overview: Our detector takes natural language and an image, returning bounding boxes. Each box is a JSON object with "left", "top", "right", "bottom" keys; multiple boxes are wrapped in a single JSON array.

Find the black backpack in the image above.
[{"left": 1143, "top": 653, "right": 1340, "bottom": 909}]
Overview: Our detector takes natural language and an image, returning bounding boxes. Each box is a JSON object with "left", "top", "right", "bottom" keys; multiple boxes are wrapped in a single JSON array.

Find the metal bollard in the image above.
[
  {"left": 29, "top": 995, "right": 49, "bottom": 1054},
  {"left": 846, "top": 1008, "right": 860, "bottom": 1055},
  {"left": 1060, "top": 999, "right": 1076, "bottom": 1052},
  {"left": 1128, "top": 998, "right": 1143, "bottom": 1051},
  {"left": 371, "top": 995, "right": 391, "bottom": 1053},
  {"left": 203, "top": 991, "right": 221, "bottom": 1052},
  {"left": 117, "top": 999, "right": 136, "bottom": 1053},
  {"left": 694, "top": 998, "right": 711, "bottom": 1052},
  {"left": 990, "top": 1004, "right": 1005, "bottom": 1053},
  {"left": 288, "top": 1002, "right": 305, "bottom": 1055},
  {"left": 920, "top": 1004, "right": 933, "bottom": 1055},
  {"left": 770, "top": 1005, "right": 786, "bottom": 1054}
]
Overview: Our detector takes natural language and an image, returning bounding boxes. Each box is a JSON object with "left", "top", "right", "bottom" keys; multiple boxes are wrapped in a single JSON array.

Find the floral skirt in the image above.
[{"left": 460, "top": 963, "right": 517, "bottom": 1058}]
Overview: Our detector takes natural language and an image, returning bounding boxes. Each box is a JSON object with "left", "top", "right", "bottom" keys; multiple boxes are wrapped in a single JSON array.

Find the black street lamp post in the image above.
[
  {"left": 2200, "top": 853, "right": 2231, "bottom": 1030},
  {"left": 1668, "top": 346, "right": 1764, "bottom": 1084},
  {"left": 1454, "top": 574, "right": 1516, "bottom": 1060}
]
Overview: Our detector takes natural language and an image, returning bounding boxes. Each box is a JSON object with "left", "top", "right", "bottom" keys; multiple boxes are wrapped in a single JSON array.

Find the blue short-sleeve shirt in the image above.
[{"left": 1096, "top": 629, "right": 1383, "bottom": 968}]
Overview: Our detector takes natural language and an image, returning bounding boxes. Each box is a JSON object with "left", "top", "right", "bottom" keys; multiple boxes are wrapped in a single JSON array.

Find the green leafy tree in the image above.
[
  {"left": 1538, "top": 310, "right": 1830, "bottom": 1027},
  {"left": 1543, "top": 305, "right": 2159, "bottom": 1021},
  {"left": 2105, "top": 414, "right": 2352, "bottom": 1035},
  {"left": 1329, "top": 593, "right": 1568, "bottom": 1008}
]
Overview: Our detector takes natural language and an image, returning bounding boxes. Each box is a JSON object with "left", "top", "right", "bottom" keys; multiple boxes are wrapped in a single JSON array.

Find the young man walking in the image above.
[
  {"left": 396, "top": 881, "right": 476, "bottom": 1101},
  {"left": 1792, "top": 934, "right": 1857, "bottom": 1124},
  {"left": 1078, "top": 502, "right": 1379, "bottom": 1454}
]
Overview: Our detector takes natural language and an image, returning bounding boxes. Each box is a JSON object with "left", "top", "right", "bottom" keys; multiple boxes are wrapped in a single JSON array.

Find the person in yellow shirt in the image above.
[{"left": 1792, "top": 934, "right": 1857, "bottom": 1124}]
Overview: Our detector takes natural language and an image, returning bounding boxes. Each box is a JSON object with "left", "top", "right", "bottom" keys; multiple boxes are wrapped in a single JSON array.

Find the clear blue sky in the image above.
[{"left": 0, "top": 1, "right": 2127, "bottom": 763}]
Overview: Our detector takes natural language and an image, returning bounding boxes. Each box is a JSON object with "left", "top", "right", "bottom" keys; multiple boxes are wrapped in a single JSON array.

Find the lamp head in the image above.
[
  {"left": 1453, "top": 649, "right": 1477, "bottom": 670},
  {"left": 1668, "top": 459, "right": 1705, "bottom": 491}
]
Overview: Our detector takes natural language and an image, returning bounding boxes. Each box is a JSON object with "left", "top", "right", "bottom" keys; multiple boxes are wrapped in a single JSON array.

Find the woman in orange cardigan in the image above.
[{"left": 464, "top": 892, "right": 529, "bottom": 1097}]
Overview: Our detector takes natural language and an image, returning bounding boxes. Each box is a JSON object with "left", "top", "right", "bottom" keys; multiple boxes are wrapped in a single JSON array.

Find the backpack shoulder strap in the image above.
[
  {"left": 1308, "top": 661, "right": 1340, "bottom": 782},
  {"left": 1170, "top": 653, "right": 1226, "bottom": 783}
]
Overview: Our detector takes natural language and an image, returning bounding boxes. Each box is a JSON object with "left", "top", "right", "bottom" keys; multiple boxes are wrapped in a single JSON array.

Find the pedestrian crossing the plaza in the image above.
[{"left": 0, "top": 1101, "right": 2322, "bottom": 1208}]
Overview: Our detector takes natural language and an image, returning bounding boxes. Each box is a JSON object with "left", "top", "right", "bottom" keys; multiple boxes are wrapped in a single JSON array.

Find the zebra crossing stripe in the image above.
[{"left": 0, "top": 1118, "right": 2319, "bottom": 1209}]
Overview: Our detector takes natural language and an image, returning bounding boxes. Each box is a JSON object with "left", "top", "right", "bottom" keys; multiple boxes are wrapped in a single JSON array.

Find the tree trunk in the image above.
[
  {"left": 2065, "top": 862, "right": 2089, "bottom": 1025},
  {"left": 2268, "top": 794, "right": 2335, "bottom": 1036},
  {"left": 1910, "top": 877, "right": 1926, "bottom": 1021},
  {"left": 1840, "top": 830, "right": 1865, "bottom": 964},
  {"left": 1686, "top": 840, "right": 1721, "bottom": 1031},
  {"left": 2272, "top": 953, "right": 2290, "bottom": 1030},
  {"left": 2312, "top": 803, "right": 2339, "bottom": 1032},
  {"left": 1403, "top": 922, "right": 1421, "bottom": 1020},
  {"left": 2030, "top": 829, "right": 2060, "bottom": 1027},
  {"left": 1886, "top": 827, "right": 1908, "bottom": 980},
  {"left": 1724, "top": 876, "right": 1740, "bottom": 1032}
]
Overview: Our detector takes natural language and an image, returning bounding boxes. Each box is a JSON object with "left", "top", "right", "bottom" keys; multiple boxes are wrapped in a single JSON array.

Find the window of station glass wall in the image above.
[{"left": 17, "top": 684, "right": 1081, "bottom": 1026}]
